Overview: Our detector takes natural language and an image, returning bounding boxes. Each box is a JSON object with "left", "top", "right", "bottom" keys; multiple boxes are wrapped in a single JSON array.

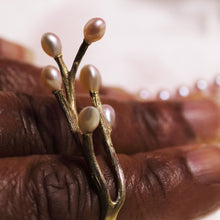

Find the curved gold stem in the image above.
[
  {"left": 55, "top": 41, "right": 89, "bottom": 119},
  {"left": 90, "top": 92, "right": 126, "bottom": 219},
  {"left": 53, "top": 90, "right": 82, "bottom": 146},
  {"left": 82, "top": 133, "right": 112, "bottom": 219},
  {"left": 69, "top": 40, "right": 89, "bottom": 79},
  {"left": 53, "top": 89, "right": 125, "bottom": 219},
  {"left": 55, "top": 55, "right": 77, "bottom": 113},
  {"left": 54, "top": 55, "right": 68, "bottom": 94},
  {"left": 82, "top": 133, "right": 124, "bottom": 220}
]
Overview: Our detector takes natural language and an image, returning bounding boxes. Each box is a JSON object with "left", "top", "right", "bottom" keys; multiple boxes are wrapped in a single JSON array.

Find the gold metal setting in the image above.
[{"left": 41, "top": 18, "right": 126, "bottom": 220}]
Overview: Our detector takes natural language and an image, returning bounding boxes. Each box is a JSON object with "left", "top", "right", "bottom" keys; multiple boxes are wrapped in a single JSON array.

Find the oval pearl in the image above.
[
  {"left": 102, "top": 104, "right": 116, "bottom": 127},
  {"left": 41, "top": 65, "right": 62, "bottom": 91},
  {"left": 41, "top": 33, "right": 62, "bottom": 57},
  {"left": 78, "top": 106, "right": 100, "bottom": 134},
  {"left": 80, "top": 64, "right": 101, "bottom": 92},
  {"left": 84, "top": 18, "right": 106, "bottom": 44}
]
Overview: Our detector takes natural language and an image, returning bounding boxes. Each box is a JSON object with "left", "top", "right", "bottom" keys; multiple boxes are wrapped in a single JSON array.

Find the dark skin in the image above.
[{"left": 0, "top": 58, "right": 219, "bottom": 219}]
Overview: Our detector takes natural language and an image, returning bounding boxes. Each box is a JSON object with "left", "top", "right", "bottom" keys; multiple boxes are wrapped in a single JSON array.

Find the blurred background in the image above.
[{"left": 0, "top": 0, "right": 220, "bottom": 219}]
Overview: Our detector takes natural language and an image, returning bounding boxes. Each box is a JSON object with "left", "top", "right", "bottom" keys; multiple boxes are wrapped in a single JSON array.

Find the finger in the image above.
[
  {"left": 0, "top": 91, "right": 219, "bottom": 157},
  {"left": 119, "top": 145, "right": 220, "bottom": 220},
  {"left": 1, "top": 58, "right": 219, "bottom": 153},
  {"left": 2, "top": 58, "right": 220, "bottom": 103},
  {"left": 0, "top": 144, "right": 219, "bottom": 219},
  {"left": 0, "top": 58, "right": 134, "bottom": 101},
  {"left": 104, "top": 96, "right": 220, "bottom": 154},
  {"left": 0, "top": 39, "right": 33, "bottom": 62},
  {"left": 0, "top": 58, "right": 49, "bottom": 95},
  {"left": 0, "top": 91, "right": 75, "bottom": 157}
]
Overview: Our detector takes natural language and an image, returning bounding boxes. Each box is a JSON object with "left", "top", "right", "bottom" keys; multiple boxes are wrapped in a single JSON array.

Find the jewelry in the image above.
[{"left": 41, "top": 17, "right": 126, "bottom": 220}]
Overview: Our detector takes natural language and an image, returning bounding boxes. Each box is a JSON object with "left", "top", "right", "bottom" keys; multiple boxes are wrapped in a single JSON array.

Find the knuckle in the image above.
[
  {"left": 28, "top": 157, "right": 97, "bottom": 220},
  {"left": 135, "top": 102, "right": 195, "bottom": 149},
  {"left": 141, "top": 153, "right": 186, "bottom": 200}
]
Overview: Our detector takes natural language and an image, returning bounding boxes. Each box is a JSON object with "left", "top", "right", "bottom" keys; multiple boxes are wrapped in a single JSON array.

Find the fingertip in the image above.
[{"left": 186, "top": 146, "right": 220, "bottom": 185}]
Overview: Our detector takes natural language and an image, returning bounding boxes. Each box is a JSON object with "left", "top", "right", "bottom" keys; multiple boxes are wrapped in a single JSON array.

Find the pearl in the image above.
[
  {"left": 215, "top": 75, "right": 220, "bottom": 87},
  {"left": 211, "top": 75, "right": 220, "bottom": 92},
  {"left": 102, "top": 104, "right": 116, "bottom": 127},
  {"left": 158, "top": 90, "right": 170, "bottom": 101},
  {"left": 78, "top": 106, "right": 100, "bottom": 134},
  {"left": 41, "top": 65, "right": 62, "bottom": 91},
  {"left": 138, "top": 89, "right": 150, "bottom": 100},
  {"left": 178, "top": 86, "right": 190, "bottom": 97},
  {"left": 41, "top": 33, "right": 62, "bottom": 57},
  {"left": 196, "top": 79, "right": 208, "bottom": 91},
  {"left": 84, "top": 18, "right": 106, "bottom": 44},
  {"left": 80, "top": 64, "right": 101, "bottom": 92}
]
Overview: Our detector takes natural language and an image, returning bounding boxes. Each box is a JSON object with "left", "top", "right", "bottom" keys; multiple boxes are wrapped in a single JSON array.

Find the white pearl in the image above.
[
  {"left": 84, "top": 18, "right": 106, "bottom": 44},
  {"left": 178, "top": 86, "right": 190, "bottom": 97},
  {"left": 138, "top": 89, "right": 150, "bottom": 100},
  {"left": 102, "top": 104, "right": 116, "bottom": 127},
  {"left": 158, "top": 90, "right": 170, "bottom": 101},
  {"left": 215, "top": 75, "right": 220, "bottom": 86},
  {"left": 196, "top": 79, "right": 208, "bottom": 91},
  {"left": 41, "top": 66, "right": 62, "bottom": 91},
  {"left": 78, "top": 106, "right": 100, "bottom": 134},
  {"left": 80, "top": 64, "right": 101, "bottom": 92},
  {"left": 41, "top": 33, "right": 62, "bottom": 57}
]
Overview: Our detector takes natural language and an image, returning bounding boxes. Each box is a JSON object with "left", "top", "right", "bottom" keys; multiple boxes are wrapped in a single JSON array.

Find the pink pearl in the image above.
[
  {"left": 78, "top": 106, "right": 100, "bottom": 134},
  {"left": 84, "top": 18, "right": 106, "bottom": 44},
  {"left": 102, "top": 104, "right": 116, "bottom": 127},
  {"left": 80, "top": 64, "right": 102, "bottom": 92},
  {"left": 41, "top": 33, "right": 62, "bottom": 57},
  {"left": 41, "top": 65, "right": 62, "bottom": 91}
]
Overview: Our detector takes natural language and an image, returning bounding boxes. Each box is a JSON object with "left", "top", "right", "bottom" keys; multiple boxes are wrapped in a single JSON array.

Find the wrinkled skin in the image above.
[{"left": 0, "top": 58, "right": 220, "bottom": 219}]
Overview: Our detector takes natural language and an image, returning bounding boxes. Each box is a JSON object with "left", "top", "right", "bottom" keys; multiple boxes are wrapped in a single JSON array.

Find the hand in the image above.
[{"left": 0, "top": 58, "right": 219, "bottom": 220}]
